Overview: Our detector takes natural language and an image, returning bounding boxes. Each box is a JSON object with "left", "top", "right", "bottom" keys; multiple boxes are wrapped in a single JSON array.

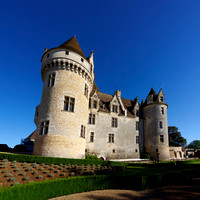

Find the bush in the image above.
[
  {"left": 0, "top": 152, "right": 127, "bottom": 167},
  {"left": 85, "top": 155, "right": 99, "bottom": 160}
]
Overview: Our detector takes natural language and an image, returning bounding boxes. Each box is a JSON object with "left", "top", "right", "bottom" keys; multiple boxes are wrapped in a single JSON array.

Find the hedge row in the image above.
[
  {"left": 0, "top": 153, "right": 127, "bottom": 166},
  {"left": 0, "top": 170, "right": 195, "bottom": 200}
]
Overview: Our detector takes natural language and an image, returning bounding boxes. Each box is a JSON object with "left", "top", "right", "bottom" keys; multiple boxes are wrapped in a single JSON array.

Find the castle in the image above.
[{"left": 33, "top": 36, "right": 171, "bottom": 161}]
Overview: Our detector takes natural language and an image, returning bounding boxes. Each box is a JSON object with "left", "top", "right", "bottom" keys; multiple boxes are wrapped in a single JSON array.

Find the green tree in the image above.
[
  {"left": 168, "top": 126, "right": 187, "bottom": 147},
  {"left": 187, "top": 140, "right": 200, "bottom": 149}
]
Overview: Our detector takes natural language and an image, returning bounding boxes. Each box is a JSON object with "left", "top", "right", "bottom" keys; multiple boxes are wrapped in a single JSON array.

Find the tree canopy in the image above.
[
  {"left": 187, "top": 140, "right": 200, "bottom": 149},
  {"left": 168, "top": 126, "right": 187, "bottom": 147}
]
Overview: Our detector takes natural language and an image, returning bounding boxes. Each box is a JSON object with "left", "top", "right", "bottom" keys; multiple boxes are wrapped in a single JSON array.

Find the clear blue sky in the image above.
[{"left": 0, "top": 0, "right": 199, "bottom": 148}]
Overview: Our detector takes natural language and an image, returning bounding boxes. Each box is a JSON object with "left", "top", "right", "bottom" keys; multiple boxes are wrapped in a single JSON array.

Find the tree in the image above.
[
  {"left": 168, "top": 126, "right": 187, "bottom": 147},
  {"left": 187, "top": 140, "right": 200, "bottom": 149}
]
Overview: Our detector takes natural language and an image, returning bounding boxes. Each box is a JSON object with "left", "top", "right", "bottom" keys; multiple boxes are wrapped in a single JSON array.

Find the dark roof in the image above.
[
  {"left": 58, "top": 35, "right": 86, "bottom": 58},
  {"left": 41, "top": 35, "right": 86, "bottom": 61},
  {"left": 25, "top": 130, "right": 37, "bottom": 140},
  {"left": 148, "top": 88, "right": 157, "bottom": 96},
  {"left": 95, "top": 91, "right": 137, "bottom": 118}
]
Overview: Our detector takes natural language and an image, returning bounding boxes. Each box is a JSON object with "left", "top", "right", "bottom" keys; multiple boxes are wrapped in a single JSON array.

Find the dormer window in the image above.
[
  {"left": 160, "top": 96, "right": 164, "bottom": 102},
  {"left": 112, "top": 105, "right": 118, "bottom": 113},
  {"left": 81, "top": 58, "right": 84, "bottom": 62},
  {"left": 66, "top": 51, "right": 69, "bottom": 55},
  {"left": 93, "top": 100, "right": 97, "bottom": 108}
]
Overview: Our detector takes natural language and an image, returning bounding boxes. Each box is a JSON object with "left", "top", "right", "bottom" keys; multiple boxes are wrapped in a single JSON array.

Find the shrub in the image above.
[
  {"left": 43, "top": 171, "right": 49, "bottom": 174},
  {"left": 8, "top": 177, "right": 15, "bottom": 182},
  {"left": 49, "top": 167, "right": 54, "bottom": 170},
  {"left": 12, "top": 182, "right": 20, "bottom": 186},
  {"left": 39, "top": 168, "right": 44, "bottom": 171},
  {"left": 19, "top": 172, "right": 26, "bottom": 176},
  {"left": 63, "top": 169, "right": 68, "bottom": 172},
  {"left": 60, "top": 173, "right": 65, "bottom": 176},
  {"left": 48, "top": 173, "right": 54, "bottom": 177},
  {"left": 32, "top": 171, "right": 38, "bottom": 175},
  {"left": 85, "top": 155, "right": 99, "bottom": 160},
  {"left": 14, "top": 168, "right": 20, "bottom": 172},
  {"left": 0, "top": 166, "right": 6, "bottom": 169},
  {"left": 2, "top": 159, "right": 8, "bottom": 162},
  {"left": 5, "top": 174, "right": 13, "bottom": 177},
  {"left": 36, "top": 175, "right": 43, "bottom": 179},
  {"left": 22, "top": 176, "right": 29, "bottom": 180},
  {"left": 28, "top": 181, "right": 34, "bottom": 183},
  {"left": 55, "top": 170, "right": 60, "bottom": 173},
  {"left": 69, "top": 172, "right": 75, "bottom": 176},
  {"left": 2, "top": 170, "right": 8, "bottom": 173}
]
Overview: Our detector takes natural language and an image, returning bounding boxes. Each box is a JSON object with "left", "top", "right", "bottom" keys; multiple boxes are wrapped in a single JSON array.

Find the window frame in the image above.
[
  {"left": 160, "top": 135, "right": 164, "bottom": 143},
  {"left": 112, "top": 117, "right": 118, "bottom": 128},
  {"left": 89, "top": 114, "right": 95, "bottom": 124},
  {"left": 90, "top": 132, "right": 94, "bottom": 142},
  {"left": 63, "top": 96, "right": 75, "bottom": 112},
  {"left": 39, "top": 120, "right": 49, "bottom": 135},
  {"left": 84, "top": 84, "right": 89, "bottom": 98},
  {"left": 136, "top": 136, "right": 140, "bottom": 144},
  {"left": 161, "top": 107, "right": 164, "bottom": 115},
  {"left": 136, "top": 121, "right": 139, "bottom": 130},
  {"left": 108, "top": 134, "right": 114, "bottom": 143},
  {"left": 159, "top": 121, "right": 163, "bottom": 129},
  {"left": 112, "top": 105, "right": 118, "bottom": 113},
  {"left": 80, "top": 125, "right": 86, "bottom": 138},
  {"left": 47, "top": 73, "right": 56, "bottom": 87}
]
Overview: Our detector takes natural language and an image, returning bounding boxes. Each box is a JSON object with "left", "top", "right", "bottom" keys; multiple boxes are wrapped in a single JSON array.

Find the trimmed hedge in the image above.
[
  {"left": 0, "top": 170, "right": 195, "bottom": 200},
  {"left": 0, "top": 153, "right": 127, "bottom": 167}
]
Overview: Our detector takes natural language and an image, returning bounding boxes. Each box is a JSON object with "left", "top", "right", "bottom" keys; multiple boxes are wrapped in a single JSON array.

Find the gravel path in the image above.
[{"left": 50, "top": 178, "right": 200, "bottom": 200}]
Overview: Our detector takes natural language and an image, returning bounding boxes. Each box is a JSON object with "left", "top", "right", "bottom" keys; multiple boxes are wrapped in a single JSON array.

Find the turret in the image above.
[
  {"left": 33, "top": 36, "right": 94, "bottom": 158},
  {"left": 142, "top": 88, "right": 169, "bottom": 161}
]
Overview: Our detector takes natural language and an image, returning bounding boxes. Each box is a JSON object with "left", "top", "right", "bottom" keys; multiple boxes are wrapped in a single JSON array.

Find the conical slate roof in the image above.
[
  {"left": 59, "top": 35, "right": 86, "bottom": 58},
  {"left": 148, "top": 88, "right": 157, "bottom": 96}
]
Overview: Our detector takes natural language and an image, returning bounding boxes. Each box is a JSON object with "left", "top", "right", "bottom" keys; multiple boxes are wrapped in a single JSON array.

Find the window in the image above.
[
  {"left": 80, "top": 125, "right": 85, "bottom": 138},
  {"left": 161, "top": 107, "right": 164, "bottom": 115},
  {"left": 89, "top": 100, "right": 91, "bottom": 108},
  {"left": 66, "top": 51, "right": 69, "bottom": 55},
  {"left": 90, "top": 132, "right": 94, "bottom": 142},
  {"left": 136, "top": 136, "right": 140, "bottom": 144},
  {"left": 112, "top": 105, "right": 118, "bottom": 113},
  {"left": 109, "top": 134, "right": 114, "bottom": 143},
  {"left": 64, "top": 96, "right": 75, "bottom": 112},
  {"left": 39, "top": 120, "right": 49, "bottom": 135},
  {"left": 81, "top": 58, "right": 84, "bottom": 62},
  {"left": 93, "top": 100, "right": 97, "bottom": 108},
  {"left": 47, "top": 53, "right": 49, "bottom": 58},
  {"left": 160, "top": 96, "right": 164, "bottom": 102},
  {"left": 136, "top": 121, "right": 139, "bottom": 130},
  {"left": 89, "top": 114, "right": 95, "bottom": 124},
  {"left": 160, "top": 135, "right": 164, "bottom": 143},
  {"left": 136, "top": 110, "right": 139, "bottom": 117},
  {"left": 113, "top": 149, "right": 115, "bottom": 153},
  {"left": 112, "top": 118, "right": 118, "bottom": 127},
  {"left": 84, "top": 84, "right": 89, "bottom": 98},
  {"left": 48, "top": 73, "right": 55, "bottom": 87},
  {"left": 159, "top": 121, "right": 163, "bottom": 129},
  {"left": 135, "top": 149, "right": 138, "bottom": 152}
]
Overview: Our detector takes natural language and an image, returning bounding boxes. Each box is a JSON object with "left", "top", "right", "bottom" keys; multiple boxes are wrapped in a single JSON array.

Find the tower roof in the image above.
[
  {"left": 148, "top": 88, "right": 157, "bottom": 96},
  {"left": 58, "top": 35, "right": 86, "bottom": 58}
]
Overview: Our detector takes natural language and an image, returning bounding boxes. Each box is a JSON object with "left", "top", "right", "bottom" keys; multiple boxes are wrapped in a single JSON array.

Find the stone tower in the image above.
[
  {"left": 142, "top": 88, "right": 169, "bottom": 161},
  {"left": 33, "top": 36, "right": 94, "bottom": 158}
]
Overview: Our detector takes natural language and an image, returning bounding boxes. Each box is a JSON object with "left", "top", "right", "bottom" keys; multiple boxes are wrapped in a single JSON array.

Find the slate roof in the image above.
[{"left": 25, "top": 130, "right": 37, "bottom": 140}]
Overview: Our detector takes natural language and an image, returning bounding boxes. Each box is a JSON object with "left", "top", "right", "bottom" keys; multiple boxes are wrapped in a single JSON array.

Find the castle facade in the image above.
[{"left": 33, "top": 36, "right": 170, "bottom": 161}]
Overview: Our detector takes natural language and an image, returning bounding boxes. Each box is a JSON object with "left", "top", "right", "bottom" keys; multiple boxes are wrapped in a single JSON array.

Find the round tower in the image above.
[
  {"left": 142, "top": 88, "right": 169, "bottom": 161},
  {"left": 33, "top": 36, "right": 94, "bottom": 158}
]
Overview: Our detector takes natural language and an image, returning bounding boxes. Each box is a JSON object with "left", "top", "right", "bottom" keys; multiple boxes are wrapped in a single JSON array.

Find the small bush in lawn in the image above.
[
  {"left": 12, "top": 160, "right": 17, "bottom": 163},
  {"left": 55, "top": 170, "right": 60, "bottom": 173},
  {"left": 50, "top": 164, "right": 54, "bottom": 166},
  {"left": 2, "top": 170, "right": 8, "bottom": 173},
  {"left": 19, "top": 172, "right": 26, "bottom": 176},
  {"left": 0, "top": 162, "right": 6, "bottom": 165},
  {"left": 5, "top": 173, "right": 13, "bottom": 177},
  {"left": 37, "top": 175, "right": 43, "bottom": 179},
  {"left": 28, "top": 181, "right": 34, "bottom": 183},
  {"left": 54, "top": 165, "right": 58, "bottom": 168},
  {"left": 22, "top": 176, "right": 29, "bottom": 180},
  {"left": 58, "top": 167, "right": 63, "bottom": 170},
  {"left": 48, "top": 173, "right": 54, "bottom": 177},
  {"left": 69, "top": 172, "right": 75, "bottom": 176},
  {"left": 8, "top": 177, "right": 15, "bottom": 182},
  {"left": 31, "top": 163, "right": 37, "bottom": 166},
  {"left": 12, "top": 182, "right": 19, "bottom": 186},
  {"left": 60, "top": 173, "right": 65, "bottom": 176},
  {"left": 3, "top": 159, "right": 8, "bottom": 162},
  {"left": 22, "top": 162, "right": 27, "bottom": 166},
  {"left": 44, "top": 165, "right": 49, "bottom": 168},
  {"left": 63, "top": 169, "right": 68, "bottom": 172},
  {"left": 32, "top": 171, "right": 38, "bottom": 175},
  {"left": 0, "top": 166, "right": 6, "bottom": 169},
  {"left": 43, "top": 170, "right": 49, "bottom": 174},
  {"left": 33, "top": 165, "right": 38, "bottom": 168},
  {"left": 40, "top": 163, "right": 45, "bottom": 166},
  {"left": 11, "top": 165, "right": 17, "bottom": 168},
  {"left": 49, "top": 167, "right": 54, "bottom": 170},
  {"left": 39, "top": 167, "right": 44, "bottom": 171},
  {"left": 14, "top": 168, "right": 20, "bottom": 172},
  {"left": 27, "top": 167, "right": 33, "bottom": 171}
]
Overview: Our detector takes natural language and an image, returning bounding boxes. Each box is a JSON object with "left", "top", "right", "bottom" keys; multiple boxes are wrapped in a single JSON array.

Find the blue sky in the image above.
[{"left": 0, "top": 0, "right": 199, "bottom": 147}]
